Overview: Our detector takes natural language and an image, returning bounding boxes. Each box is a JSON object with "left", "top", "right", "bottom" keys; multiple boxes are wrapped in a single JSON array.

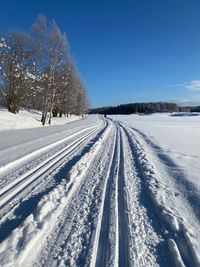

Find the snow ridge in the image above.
[
  {"left": 0, "top": 114, "right": 199, "bottom": 267},
  {"left": 120, "top": 122, "right": 200, "bottom": 267},
  {"left": 0, "top": 117, "right": 111, "bottom": 266}
]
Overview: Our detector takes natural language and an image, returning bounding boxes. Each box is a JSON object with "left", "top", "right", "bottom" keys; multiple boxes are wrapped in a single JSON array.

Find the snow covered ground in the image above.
[
  {"left": 0, "top": 107, "right": 80, "bottom": 131},
  {"left": 0, "top": 112, "right": 199, "bottom": 267}
]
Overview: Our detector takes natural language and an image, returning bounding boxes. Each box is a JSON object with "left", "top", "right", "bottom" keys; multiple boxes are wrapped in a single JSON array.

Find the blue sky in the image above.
[{"left": 1, "top": 0, "right": 200, "bottom": 107}]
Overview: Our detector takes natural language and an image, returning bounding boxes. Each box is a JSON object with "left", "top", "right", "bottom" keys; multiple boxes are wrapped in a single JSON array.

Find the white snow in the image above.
[
  {"left": 0, "top": 112, "right": 200, "bottom": 267},
  {"left": 0, "top": 107, "right": 80, "bottom": 131},
  {"left": 111, "top": 113, "right": 200, "bottom": 189},
  {"left": 111, "top": 113, "right": 200, "bottom": 266}
]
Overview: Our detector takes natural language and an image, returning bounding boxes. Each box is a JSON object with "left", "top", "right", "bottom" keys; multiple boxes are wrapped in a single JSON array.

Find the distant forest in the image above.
[
  {"left": 190, "top": 106, "right": 200, "bottom": 112},
  {"left": 89, "top": 102, "right": 199, "bottom": 115}
]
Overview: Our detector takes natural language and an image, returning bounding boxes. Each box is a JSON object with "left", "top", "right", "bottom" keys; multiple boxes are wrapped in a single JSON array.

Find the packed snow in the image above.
[{"left": 0, "top": 111, "right": 199, "bottom": 267}]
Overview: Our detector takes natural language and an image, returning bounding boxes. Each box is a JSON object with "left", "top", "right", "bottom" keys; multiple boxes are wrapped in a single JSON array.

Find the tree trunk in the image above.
[
  {"left": 41, "top": 111, "right": 45, "bottom": 123},
  {"left": 59, "top": 110, "right": 63, "bottom": 117},
  {"left": 7, "top": 94, "right": 18, "bottom": 114},
  {"left": 48, "top": 111, "right": 52, "bottom": 125},
  {"left": 8, "top": 103, "right": 17, "bottom": 114},
  {"left": 41, "top": 110, "right": 47, "bottom": 126},
  {"left": 52, "top": 107, "right": 59, "bottom": 117}
]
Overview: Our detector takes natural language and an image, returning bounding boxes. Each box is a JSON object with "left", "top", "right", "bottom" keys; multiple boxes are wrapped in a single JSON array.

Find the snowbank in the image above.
[{"left": 0, "top": 107, "right": 80, "bottom": 131}]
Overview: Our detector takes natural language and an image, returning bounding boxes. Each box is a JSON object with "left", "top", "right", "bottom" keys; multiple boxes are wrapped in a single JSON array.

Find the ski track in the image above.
[
  {"left": 0, "top": 120, "right": 102, "bottom": 188},
  {"left": 0, "top": 122, "right": 103, "bottom": 207},
  {"left": 0, "top": 115, "right": 199, "bottom": 267},
  {"left": 128, "top": 126, "right": 200, "bottom": 221},
  {"left": 0, "top": 118, "right": 107, "bottom": 241},
  {"left": 117, "top": 120, "right": 200, "bottom": 267}
]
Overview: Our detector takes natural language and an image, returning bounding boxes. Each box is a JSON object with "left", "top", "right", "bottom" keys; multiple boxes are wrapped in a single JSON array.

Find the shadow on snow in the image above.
[{"left": 0, "top": 121, "right": 108, "bottom": 243}]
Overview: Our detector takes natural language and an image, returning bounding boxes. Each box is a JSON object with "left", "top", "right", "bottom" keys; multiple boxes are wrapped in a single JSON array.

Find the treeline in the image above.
[
  {"left": 191, "top": 106, "right": 200, "bottom": 112},
  {"left": 0, "top": 14, "right": 89, "bottom": 125},
  {"left": 90, "top": 102, "right": 179, "bottom": 115}
]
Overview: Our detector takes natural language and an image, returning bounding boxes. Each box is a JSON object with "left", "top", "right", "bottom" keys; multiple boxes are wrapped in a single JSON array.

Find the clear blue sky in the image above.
[{"left": 1, "top": 0, "right": 200, "bottom": 107}]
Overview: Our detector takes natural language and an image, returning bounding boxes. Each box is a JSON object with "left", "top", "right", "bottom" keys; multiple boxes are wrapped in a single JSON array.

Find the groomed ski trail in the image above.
[
  {"left": 0, "top": 120, "right": 104, "bottom": 215},
  {"left": 0, "top": 115, "right": 198, "bottom": 267}
]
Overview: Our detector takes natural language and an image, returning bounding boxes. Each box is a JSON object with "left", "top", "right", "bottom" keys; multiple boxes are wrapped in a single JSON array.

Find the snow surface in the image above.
[
  {"left": 0, "top": 107, "right": 80, "bottom": 131},
  {"left": 0, "top": 112, "right": 199, "bottom": 267}
]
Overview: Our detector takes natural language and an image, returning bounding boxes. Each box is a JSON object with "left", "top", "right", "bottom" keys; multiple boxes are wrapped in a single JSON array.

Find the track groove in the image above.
[
  {"left": 117, "top": 125, "right": 130, "bottom": 267},
  {"left": 0, "top": 118, "right": 108, "bottom": 238},
  {"left": 0, "top": 120, "right": 102, "bottom": 180},
  {"left": 0, "top": 124, "right": 102, "bottom": 206},
  {"left": 94, "top": 127, "right": 118, "bottom": 267},
  {"left": 1, "top": 115, "right": 198, "bottom": 266}
]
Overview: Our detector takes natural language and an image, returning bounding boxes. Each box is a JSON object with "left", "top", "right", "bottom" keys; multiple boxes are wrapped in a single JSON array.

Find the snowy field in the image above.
[{"left": 0, "top": 111, "right": 199, "bottom": 266}]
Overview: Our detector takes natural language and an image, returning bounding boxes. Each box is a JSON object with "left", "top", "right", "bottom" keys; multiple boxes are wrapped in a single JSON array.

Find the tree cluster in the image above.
[
  {"left": 190, "top": 106, "right": 200, "bottom": 112},
  {"left": 179, "top": 107, "right": 191, "bottom": 112},
  {"left": 0, "top": 15, "right": 89, "bottom": 125},
  {"left": 90, "top": 102, "right": 179, "bottom": 115}
]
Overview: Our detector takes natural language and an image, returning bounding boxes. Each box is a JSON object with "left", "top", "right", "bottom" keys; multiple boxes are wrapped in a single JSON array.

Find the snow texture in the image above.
[
  {"left": 0, "top": 111, "right": 200, "bottom": 267},
  {"left": 0, "top": 107, "right": 80, "bottom": 131}
]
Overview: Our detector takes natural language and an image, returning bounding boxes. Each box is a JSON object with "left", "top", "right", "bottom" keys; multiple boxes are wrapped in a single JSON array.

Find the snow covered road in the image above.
[{"left": 0, "top": 114, "right": 199, "bottom": 266}]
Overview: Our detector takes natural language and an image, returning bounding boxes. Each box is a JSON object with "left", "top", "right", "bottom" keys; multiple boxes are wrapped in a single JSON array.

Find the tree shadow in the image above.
[
  {"left": 170, "top": 113, "right": 200, "bottom": 117},
  {"left": 0, "top": 121, "right": 107, "bottom": 243}
]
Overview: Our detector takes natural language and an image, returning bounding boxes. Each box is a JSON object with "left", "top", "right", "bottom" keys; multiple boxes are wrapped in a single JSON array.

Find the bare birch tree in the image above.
[
  {"left": 0, "top": 15, "right": 90, "bottom": 121},
  {"left": 31, "top": 14, "right": 48, "bottom": 124},
  {"left": 0, "top": 31, "right": 34, "bottom": 113},
  {"left": 46, "top": 22, "right": 69, "bottom": 124}
]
